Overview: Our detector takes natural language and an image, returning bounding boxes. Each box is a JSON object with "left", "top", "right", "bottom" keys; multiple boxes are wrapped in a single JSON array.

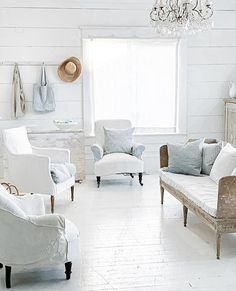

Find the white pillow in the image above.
[
  {"left": 3, "top": 126, "right": 32, "bottom": 154},
  {"left": 210, "top": 143, "right": 236, "bottom": 183}
]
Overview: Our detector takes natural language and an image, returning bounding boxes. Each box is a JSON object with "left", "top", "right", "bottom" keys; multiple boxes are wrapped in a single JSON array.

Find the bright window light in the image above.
[{"left": 85, "top": 38, "right": 178, "bottom": 133}]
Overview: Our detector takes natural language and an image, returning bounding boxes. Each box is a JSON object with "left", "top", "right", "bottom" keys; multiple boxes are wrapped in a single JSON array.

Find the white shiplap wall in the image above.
[{"left": 0, "top": 0, "right": 234, "bottom": 173}]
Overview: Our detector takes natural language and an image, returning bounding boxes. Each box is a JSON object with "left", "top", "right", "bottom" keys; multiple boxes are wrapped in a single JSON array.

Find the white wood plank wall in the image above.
[{"left": 0, "top": 0, "right": 234, "bottom": 173}]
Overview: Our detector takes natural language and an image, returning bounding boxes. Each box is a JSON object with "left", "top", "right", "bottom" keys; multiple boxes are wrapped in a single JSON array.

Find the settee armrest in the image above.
[
  {"left": 160, "top": 145, "right": 168, "bottom": 168},
  {"left": 132, "top": 143, "right": 145, "bottom": 159},
  {"left": 217, "top": 176, "right": 236, "bottom": 219},
  {"left": 91, "top": 144, "right": 104, "bottom": 161}
]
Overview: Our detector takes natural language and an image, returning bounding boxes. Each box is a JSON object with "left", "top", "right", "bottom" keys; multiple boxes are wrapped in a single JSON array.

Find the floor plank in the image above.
[{"left": 1, "top": 174, "right": 236, "bottom": 290}]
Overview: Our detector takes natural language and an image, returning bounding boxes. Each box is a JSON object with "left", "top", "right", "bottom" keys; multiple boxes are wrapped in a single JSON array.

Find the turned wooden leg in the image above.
[
  {"left": 97, "top": 176, "right": 101, "bottom": 188},
  {"left": 65, "top": 262, "right": 72, "bottom": 280},
  {"left": 216, "top": 233, "right": 221, "bottom": 260},
  {"left": 71, "top": 186, "right": 74, "bottom": 201},
  {"left": 0, "top": 263, "right": 3, "bottom": 269},
  {"left": 160, "top": 184, "right": 164, "bottom": 205},
  {"left": 130, "top": 173, "right": 134, "bottom": 178},
  {"left": 50, "top": 195, "right": 55, "bottom": 214},
  {"left": 183, "top": 205, "right": 188, "bottom": 227},
  {"left": 138, "top": 173, "right": 143, "bottom": 186},
  {"left": 5, "top": 266, "right": 11, "bottom": 288}
]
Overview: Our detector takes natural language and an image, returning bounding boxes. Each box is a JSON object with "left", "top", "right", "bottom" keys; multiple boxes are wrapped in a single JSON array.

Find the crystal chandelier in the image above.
[{"left": 150, "top": 0, "right": 214, "bottom": 37}]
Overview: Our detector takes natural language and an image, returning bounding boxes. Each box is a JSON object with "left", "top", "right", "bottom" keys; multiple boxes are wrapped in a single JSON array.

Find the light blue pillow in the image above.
[
  {"left": 104, "top": 127, "right": 134, "bottom": 154},
  {"left": 202, "top": 142, "right": 222, "bottom": 175},
  {"left": 166, "top": 139, "right": 204, "bottom": 176}
]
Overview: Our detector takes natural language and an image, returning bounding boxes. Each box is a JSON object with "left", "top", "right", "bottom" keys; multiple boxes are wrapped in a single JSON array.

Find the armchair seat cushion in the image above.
[{"left": 95, "top": 153, "right": 144, "bottom": 176}]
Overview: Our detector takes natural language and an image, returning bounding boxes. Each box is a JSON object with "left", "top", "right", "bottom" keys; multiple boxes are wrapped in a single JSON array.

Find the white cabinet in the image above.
[{"left": 224, "top": 98, "right": 236, "bottom": 144}]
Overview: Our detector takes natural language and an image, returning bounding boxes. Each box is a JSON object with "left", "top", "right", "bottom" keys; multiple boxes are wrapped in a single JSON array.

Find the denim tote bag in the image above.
[{"left": 33, "top": 65, "right": 56, "bottom": 112}]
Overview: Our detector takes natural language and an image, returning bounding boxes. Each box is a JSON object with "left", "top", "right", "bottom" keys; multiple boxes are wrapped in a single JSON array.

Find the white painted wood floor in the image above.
[{"left": 1, "top": 174, "right": 236, "bottom": 291}]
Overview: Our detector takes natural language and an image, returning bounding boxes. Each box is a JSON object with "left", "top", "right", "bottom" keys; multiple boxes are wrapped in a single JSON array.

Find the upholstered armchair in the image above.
[
  {"left": 2, "top": 127, "right": 76, "bottom": 213},
  {"left": 0, "top": 185, "right": 79, "bottom": 288},
  {"left": 91, "top": 120, "right": 145, "bottom": 187}
]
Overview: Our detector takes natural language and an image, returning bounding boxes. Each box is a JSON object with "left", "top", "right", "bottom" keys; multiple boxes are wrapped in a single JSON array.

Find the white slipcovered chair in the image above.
[
  {"left": 0, "top": 185, "right": 79, "bottom": 289},
  {"left": 91, "top": 120, "right": 145, "bottom": 187},
  {"left": 2, "top": 127, "right": 75, "bottom": 213}
]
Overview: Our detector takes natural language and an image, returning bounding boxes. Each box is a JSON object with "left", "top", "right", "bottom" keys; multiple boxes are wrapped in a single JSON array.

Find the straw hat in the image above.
[{"left": 58, "top": 57, "right": 82, "bottom": 82}]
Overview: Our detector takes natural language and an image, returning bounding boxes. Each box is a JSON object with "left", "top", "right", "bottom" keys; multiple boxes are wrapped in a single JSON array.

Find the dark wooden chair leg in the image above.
[
  {"left": 160, "top": 185, "right": 164, "bottom": 205},
  {"left": 65, "top": 262, "right": 72, "bottom": 280},
  {"left": 138, "top": 173, "right": 143, "bottom": 186},
  {"left": 183, "top": 205, "right": 188, "bottom": 227},
  {"left": 96, "top": 176, "right": 101, "bottom": 188},
  {"left": 0, "top": 263, "right": 3, "bottom": 269},
  {"left": 130, "top": 173, "right": 134, "bottom": 178},
  {"left": 71, "top": 186, "right": 74, "bottom": 201},
  {"left": 5, "top": 266, "right": 11, "bottom": 288},
  {"left": 216, "top": 233, "right": 221, "bottom": 260},
  {"left": 50, "top": 195, "right": 55, "bottom": 214}
]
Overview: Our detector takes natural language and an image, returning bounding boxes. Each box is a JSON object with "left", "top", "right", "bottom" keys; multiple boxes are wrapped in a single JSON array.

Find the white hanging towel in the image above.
[{"left": 12, "top": 64, "right": 26, "bottom": 119}]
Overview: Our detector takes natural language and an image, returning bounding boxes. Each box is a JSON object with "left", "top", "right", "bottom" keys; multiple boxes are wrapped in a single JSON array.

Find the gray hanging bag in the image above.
[{"left": 33, "top": 65, "right": 56, "bottom": 112}]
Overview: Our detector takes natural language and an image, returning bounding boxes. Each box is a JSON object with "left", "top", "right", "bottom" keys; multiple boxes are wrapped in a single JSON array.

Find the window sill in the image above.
[{"left": 85, "top": 132, "right": 187, "bottom": 138}]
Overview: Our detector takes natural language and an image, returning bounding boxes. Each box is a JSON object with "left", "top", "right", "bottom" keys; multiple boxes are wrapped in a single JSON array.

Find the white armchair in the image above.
[
  {"left": 2, "top": 127, "right": 76, "bottom": 213},
  {"left": 91, "top": 120, "right": 145, "bottom": 187},
  {"left": 0, "top": 185, "right": 79, "bottom": 288}
]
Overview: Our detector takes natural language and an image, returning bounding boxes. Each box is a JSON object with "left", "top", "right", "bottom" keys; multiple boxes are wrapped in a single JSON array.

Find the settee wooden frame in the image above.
[{"left": 159, "top": 140, "right": 236, "bottom": 259}]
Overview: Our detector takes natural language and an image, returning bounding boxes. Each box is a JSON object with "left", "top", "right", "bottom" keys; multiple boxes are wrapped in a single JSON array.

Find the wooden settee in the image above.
[{"left": 159, "top": 140, "right": 236, "bottom": 259}]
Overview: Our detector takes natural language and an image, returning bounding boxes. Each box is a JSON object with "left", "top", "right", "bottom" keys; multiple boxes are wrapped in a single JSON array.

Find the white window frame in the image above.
[{"left": 82, "top": 27, "right": 187, "bottom": 136}]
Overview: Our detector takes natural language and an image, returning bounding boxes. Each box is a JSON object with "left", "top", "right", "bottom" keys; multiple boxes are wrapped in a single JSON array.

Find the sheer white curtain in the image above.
[{"left": 83, "top": 38, "right": 178, "bottom": 134}]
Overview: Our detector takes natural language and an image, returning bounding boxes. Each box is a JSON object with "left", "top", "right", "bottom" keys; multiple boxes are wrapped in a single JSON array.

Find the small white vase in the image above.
[{"left": 229, "top": 82, "right": 236, "bottom": 98}]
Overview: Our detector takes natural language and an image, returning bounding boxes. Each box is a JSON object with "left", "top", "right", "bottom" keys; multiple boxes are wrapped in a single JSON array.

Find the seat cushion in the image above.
[
  {"left": 159, "top": 169, "right": 218, "bottom": 217},
  {"left": 95, "top": 153, "right": 144, "bottom": 176}
]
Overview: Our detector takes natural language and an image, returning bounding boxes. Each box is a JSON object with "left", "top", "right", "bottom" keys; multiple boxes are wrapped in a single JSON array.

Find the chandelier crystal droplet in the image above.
[{"left": 150, "top": 0, "right": 214, "bottom": 37}]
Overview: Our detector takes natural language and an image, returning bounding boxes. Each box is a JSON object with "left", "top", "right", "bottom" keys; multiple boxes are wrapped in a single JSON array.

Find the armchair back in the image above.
[
  {"left": 2, "top": 126, "right": 32, "bottom": 154},
  {"left": 95, "top": 119, "right": 131, "bottom": 148}
]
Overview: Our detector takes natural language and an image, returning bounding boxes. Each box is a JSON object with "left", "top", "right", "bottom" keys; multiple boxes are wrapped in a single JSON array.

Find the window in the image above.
[{"left": 83, "top": 36, "right": 184, "bottom": 135}]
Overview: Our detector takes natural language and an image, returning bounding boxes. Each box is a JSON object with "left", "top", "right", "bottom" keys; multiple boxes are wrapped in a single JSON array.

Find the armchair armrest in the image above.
[
  {"left": 28, "top": 214, "right": 65, "bottom": 229},
  {"left": 0, "top": 211, "right": 67, "bottom": 265},
  {"left": 8, "top": 153, "right": 55, "bottom": 194},
  {"left": 91, "top": 144, "right": 104, "bottom": 161},
  {"left": 32, "top": 146, "right": 70, "bottom": 163},
  {"left": 132, "top": 143, "right": 145, "bottom": 159}
]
